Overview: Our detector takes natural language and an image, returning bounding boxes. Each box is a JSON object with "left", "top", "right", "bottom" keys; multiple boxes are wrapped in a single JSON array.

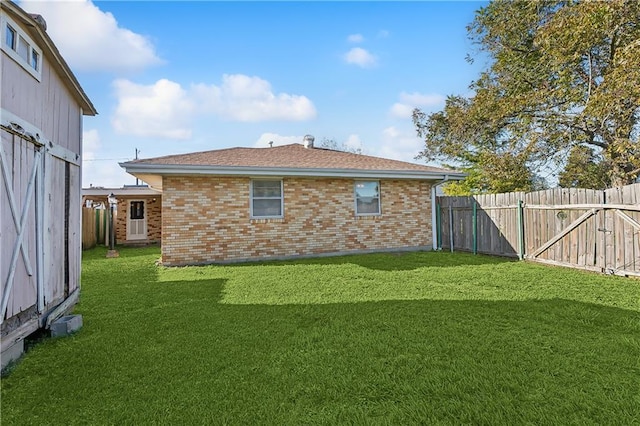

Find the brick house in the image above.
[
  {"left": 120, "top": 138, "right": 463, "bottom": 266},
  {"left": 82, "top": 186, "right": 162, "bottom": 245}
]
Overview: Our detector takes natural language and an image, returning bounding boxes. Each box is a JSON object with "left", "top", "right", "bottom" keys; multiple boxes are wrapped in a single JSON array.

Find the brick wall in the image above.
[
  {"left": 161, "top": 176, "right": 433, "bottom": 265},
  {"left": 114, "top": 196, "right": 162, "bottom": 244}
]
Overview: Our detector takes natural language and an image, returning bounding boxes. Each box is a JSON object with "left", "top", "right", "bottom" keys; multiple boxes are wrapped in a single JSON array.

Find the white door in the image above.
[{"left": 127, "top": 200, "right": 147, "bottom": 240}]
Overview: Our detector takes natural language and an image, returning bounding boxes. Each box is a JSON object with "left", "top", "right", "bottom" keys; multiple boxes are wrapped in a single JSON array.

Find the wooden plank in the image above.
[
  {"left": 1, "top": 47, "right": 80, "bottom": 154},
  {"left": 567, "top": 188, "right": 591, "bottom": 265},
  {"left": 529, "top": 257, "right": 605, "bottom": 274},
  {"left": 44, "top": 154, "right": 65, "bottom": 308},
  {"left": 525, "top": 203, "right": 640, "bottom": 211},
  {"left": 619, "top": 185, "right": 638, "bottom": 273},
  {"left": 540, "top": 189, "right": 553, "bottom": 261},
  {"left": 68, "top": 164, "right": 81, "bottom": 294},
  {"left": 530, "top": 209, "right": 599, "bottom": 258},
  {"left": 554, "top": 188, "right": 564, "bottom": 262},
  {"left": 616, "top": 210, "right": 640, "bottom": 231},
  {"left": 575, "top": 189, "right": 586, "bottom": 266},
  {"left": 604, "top": 190, "right": 616, "bottom": 271}
]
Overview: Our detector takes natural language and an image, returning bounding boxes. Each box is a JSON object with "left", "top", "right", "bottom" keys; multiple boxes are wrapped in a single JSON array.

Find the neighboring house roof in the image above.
[
  {"left": 120, "top": 143, "right": 465, "bottom": 191},
  {"left": 2, "top": 1, "right": 97, "bottom": 116}
]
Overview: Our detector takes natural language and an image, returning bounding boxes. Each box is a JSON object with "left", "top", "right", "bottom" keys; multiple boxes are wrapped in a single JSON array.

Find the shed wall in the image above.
[
  {"left": 161, "top": 176, "right": 432, "bottom": 265},
  {"left": 1, "top": 40, "right": 81, "bottom": 154}
]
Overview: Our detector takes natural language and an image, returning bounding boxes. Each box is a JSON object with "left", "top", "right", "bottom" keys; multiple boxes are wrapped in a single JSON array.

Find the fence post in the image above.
[
  {"left": 448, "top": 204, "right": 454, "bottom": 253},
  {"left": 436, "top": 202, "right": 442, "bottom": 250},
  {"left": 517, "top": 200, "right": 525, "bottom": 260},
  {"left": 95, "top": 209, "right": 99, "bottom": 246},
  {"left": 472, "top": 200, "right": 478, "bottom": 255}
]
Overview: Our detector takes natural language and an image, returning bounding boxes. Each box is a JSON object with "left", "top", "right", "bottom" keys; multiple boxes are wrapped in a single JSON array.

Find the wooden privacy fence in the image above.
[
  {"left": 437, "top": 183, "right": 640, "bottom": 277},
  {"left": 81, "top": 208, "right": 109, "bottom": 250}
]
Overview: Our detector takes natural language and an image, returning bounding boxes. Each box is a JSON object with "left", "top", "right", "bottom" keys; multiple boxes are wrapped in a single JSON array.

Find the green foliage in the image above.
[
  {"left": 414, "top": 0, "right": 640, "bottom": 191},
  {"left": 2, "top": 247, "right": 639, "bottom": 424},
  {"left": 558, "top": 145, "right": 611, "bottom": 189},
  {"left": 442, "top": 152, "right": 543, "bottom": 195}
]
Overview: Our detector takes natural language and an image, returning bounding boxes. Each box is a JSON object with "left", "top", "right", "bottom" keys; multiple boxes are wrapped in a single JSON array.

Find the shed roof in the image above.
[{"left": 121, "top": 144, "right": 464, "bottom": 191}]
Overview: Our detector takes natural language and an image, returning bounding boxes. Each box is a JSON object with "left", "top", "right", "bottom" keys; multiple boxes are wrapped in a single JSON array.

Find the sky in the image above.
[{"left": 20, "top": 0, "right": 489, "bottom": 188}]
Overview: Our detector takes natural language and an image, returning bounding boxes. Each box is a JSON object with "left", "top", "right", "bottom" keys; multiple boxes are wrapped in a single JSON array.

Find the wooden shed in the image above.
[{"left": 1, "top": 1, "right": 97, "bottom": 367}]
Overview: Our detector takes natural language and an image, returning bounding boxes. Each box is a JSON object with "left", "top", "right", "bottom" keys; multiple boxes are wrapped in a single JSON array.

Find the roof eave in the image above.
[{"left": 119, "top": 162, "right": 466, "bottom": 181}]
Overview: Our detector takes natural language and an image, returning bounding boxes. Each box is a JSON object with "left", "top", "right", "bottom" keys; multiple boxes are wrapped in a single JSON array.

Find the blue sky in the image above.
[{"left": 20, "top": 1, "right": 488, "bottom": 187}]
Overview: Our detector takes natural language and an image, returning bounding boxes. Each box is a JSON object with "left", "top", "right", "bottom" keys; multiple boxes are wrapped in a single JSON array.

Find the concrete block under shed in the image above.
[
  {"left": 1, "top": 339, "right": 25, "bottom": 370},
  {"left": 50, "top": 315, "right": 83, "bottom": 337}
]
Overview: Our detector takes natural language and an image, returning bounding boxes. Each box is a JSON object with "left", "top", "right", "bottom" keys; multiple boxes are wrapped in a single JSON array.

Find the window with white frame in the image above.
[
  {"left": 355, "top": 181, "right": 381, "bottom": 215},
  {"left": 251, "top": 180, "right": 283, "bottom": 218},
  {"left": 1, "top": 14, "right": 42, "bottom": 81}
]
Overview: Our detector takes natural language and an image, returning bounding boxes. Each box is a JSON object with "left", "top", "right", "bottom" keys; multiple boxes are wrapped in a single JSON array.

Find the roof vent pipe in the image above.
[{"left": 303, "top": 134, "right": 315, "bottom": 149}]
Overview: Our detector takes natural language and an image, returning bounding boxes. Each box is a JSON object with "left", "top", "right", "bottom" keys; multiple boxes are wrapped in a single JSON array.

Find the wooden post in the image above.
[
  {"left": 517, "top": 200, "right": 525, "bottom": 260},
  {"left": 95, "top": 208, "right": 100, "bottom": 246}
]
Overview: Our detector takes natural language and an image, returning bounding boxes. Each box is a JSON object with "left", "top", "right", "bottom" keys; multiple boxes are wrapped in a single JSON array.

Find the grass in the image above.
[{"left": 2, "top": 246, "right": 639, "bottom": 425}]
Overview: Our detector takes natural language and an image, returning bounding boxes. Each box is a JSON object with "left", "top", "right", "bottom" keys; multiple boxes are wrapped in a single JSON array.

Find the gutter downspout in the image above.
[{"left": 431, "top": 175, "right": 451, "bottom": 250}]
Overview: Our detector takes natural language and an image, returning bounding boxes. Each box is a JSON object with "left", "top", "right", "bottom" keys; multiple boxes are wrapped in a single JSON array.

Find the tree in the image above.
[
  {"left": 413, "top": 0, "right": 640, "bottom": 192},
  {"left": 558, "top": 145, "right": 610, "bottom": 189}
]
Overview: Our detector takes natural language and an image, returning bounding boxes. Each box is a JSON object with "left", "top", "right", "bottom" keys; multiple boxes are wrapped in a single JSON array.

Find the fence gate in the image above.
[{"left": 437, "top": 185, "right": 640, "bottom": 277}]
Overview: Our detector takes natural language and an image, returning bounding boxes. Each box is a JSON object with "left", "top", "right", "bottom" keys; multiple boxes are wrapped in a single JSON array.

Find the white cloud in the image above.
[
  {"left": 112, "top": 79, "right": 194, "bottom": 140},
  {"left": 376, "top": 126, "right": 423, "bottom": 163},
  {"left": 254, "top": 133, "right": 303, "bottom": 147},
  {"left": 20, "top": 0, "right": 162, "bottom": 72},
  {"left": 112, "top": 75, "right": 316, "bottom": 139},
  {"left": 347, "top": 33, "right": 364, "bottom": 43},
  {"left": 389, "top": 103, "right": 415, "bottom": 119},
  {"left": 191, "top": 74, "right": 316, "bottom": 122},
  {"left": 345, "top": 134, "right": 364, "bottom": 152},
  {"left": 344, "top": 47, "right": 377, "bottom": 68},
  {"left": 389, "top": 92, "right": 446, "bottom": 119},
  {"left": 82, "top": 129, "right": 100, "bottom": 161},
  {"left": 81, "top": 129, "right": 131, "bottom": 188},
  {"left": 377, "top": 30, "right": 390, "bottom": 39}
]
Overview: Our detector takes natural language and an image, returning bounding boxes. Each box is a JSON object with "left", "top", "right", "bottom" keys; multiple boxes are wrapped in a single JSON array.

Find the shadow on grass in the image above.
[{"left": 243, "top": 250, "right": 515, "bottom": 271}]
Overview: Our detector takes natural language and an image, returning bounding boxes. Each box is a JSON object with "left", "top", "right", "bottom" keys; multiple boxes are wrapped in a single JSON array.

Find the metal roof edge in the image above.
[{"left": 119, "top": 162, "right": 466, "bottom": 180}]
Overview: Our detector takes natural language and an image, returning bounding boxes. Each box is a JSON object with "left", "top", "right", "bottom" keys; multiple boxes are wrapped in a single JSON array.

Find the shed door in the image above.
[
  {"left": 127, "top": 200, "right": 147, "bottom": 240},
  {"left": 1, "top": 130, "right": 41, "bottom": 322}
]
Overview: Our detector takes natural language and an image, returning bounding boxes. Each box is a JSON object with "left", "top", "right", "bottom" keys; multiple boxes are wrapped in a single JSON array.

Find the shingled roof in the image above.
[
  {"left": 120, "top": 143, "right": 464, "bottom": 190},
  {"left": 128, "top": 143, "right": 449, "bottom": 172}
]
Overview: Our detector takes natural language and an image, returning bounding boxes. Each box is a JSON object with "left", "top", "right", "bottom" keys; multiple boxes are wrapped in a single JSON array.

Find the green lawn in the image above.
[{"left": 2, "top": 246, "right": 639, "bottom": 425}]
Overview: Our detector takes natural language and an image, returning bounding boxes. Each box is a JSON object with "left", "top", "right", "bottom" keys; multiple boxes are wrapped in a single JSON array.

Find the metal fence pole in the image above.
[
  {"left": 472, "top": 200, "right": 478, "bottom": 255},
  {"left": 449, "top": 205, "right": 454, "bottom": 253},
  {"left": 517, "top": 200, "right": 525, "bottom": 260}
]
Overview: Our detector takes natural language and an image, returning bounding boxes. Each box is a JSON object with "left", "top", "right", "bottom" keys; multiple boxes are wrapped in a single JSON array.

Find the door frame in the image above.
[{"left": 126, "top": 199, "right": 147, "bottom": 241}]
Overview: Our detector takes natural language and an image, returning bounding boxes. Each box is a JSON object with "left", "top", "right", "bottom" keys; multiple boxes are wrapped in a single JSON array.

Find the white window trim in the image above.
[
  {"left": 1, "top": 13, "right": 42, "bottom": 81},
  {"left": 250, "top": 179, "right": 284, "bottom": 219},
  {"left": 354, "top": 180, "right": 381, "bottom": 216}
]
